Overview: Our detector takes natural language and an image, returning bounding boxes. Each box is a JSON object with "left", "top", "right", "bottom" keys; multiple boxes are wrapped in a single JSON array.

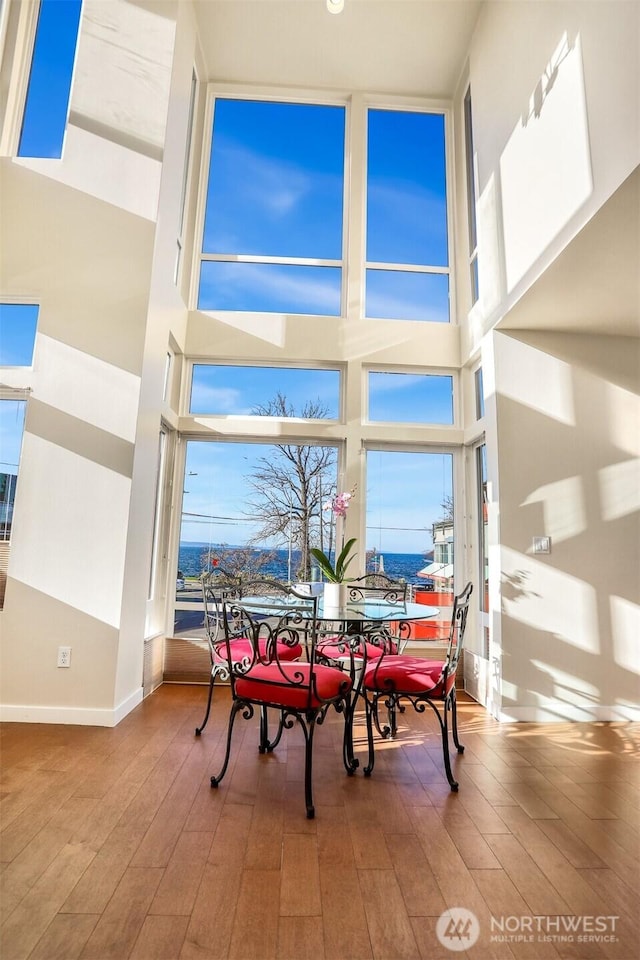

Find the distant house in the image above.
[
  {"left": 0, "top": 472, "right": 17, "bottom": 540},
  {"left": 417, "top": 520, "right": 454, "bottom": 592}
]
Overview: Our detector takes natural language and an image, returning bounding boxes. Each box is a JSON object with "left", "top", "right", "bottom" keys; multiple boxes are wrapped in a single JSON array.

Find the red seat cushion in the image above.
[
  {"left": 213, "top": 637, "right": 302, "bottom": 664},
  {"left": 236, "top": 662, "right": 352, "bottom": 710},
  {"left": 364, "top": 655, "right": 452, "bottom": 696},
  {"left": 317, "top": 637, "right": 395, "bottom": 662}
]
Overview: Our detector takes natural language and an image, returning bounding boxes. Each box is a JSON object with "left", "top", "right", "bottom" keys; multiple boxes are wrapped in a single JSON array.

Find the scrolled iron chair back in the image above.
[{"left": 347, "top": 573, "right": 408, "bottom": 606}]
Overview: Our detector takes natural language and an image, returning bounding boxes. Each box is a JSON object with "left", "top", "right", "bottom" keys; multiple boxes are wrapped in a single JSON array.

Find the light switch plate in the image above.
[{"left": 533, "top": 536, "right": 551, "bottom": 554}]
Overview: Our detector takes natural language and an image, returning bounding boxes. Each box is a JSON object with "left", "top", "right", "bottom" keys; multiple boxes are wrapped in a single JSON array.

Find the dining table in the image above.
[
  {"left": 238, "top": 591, "right": 441, "bottom": 716},
  {"left": 238, "top": 592, "right": 441, "bottom": 643}
]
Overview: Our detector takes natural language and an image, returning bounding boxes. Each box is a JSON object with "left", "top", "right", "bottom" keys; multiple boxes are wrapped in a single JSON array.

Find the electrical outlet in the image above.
[{"left": 57, "top": 646, "right": 71, "bottom": 668}]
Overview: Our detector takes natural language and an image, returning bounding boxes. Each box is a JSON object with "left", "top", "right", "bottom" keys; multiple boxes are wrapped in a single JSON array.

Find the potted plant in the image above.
[{"left": 310, "top": 488, "right": 357, "bottom": 607}]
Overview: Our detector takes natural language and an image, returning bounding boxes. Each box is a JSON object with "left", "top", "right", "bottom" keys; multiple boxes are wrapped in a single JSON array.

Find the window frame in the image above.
[
  {"left": 187, "top": 360, "right": 343, "bottom": 420},
  {"left": 0, "top": 388, "right": 29, "bottom": 543},
  {"left": 464, "top": 85, "right": 479, "bottom": 306},
  {"left": 16, "top": 0, "right": 83, "bottom": 159},
  {"left": 364, "top": 365, "right": 458, "bottom": 427},
  {"left": 0, "top": 301, "right": 39, "bottom": 367},
  {"left": 362, "top": 442, "right": 462, "bottom": 585},
  {"left": 363, "top": 100, "right": 454, "bottom": 323},
  {"left": 193, "top": 85, "right": 350, "bottom": 317}
]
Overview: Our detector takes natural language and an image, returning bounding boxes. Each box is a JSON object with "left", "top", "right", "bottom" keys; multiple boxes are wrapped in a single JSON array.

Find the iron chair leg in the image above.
[
  {"left": 450, "top": 688, "right": 465, "bottom": 754},
  {"left": 259, "top": 706, "right": 286, "bottom": 753},
  {"left": 210, "top": 700, "right": 243, "bottom": 788},
  {"left": 341, "top": 698, "right": 359, "bottom": 775},
  {"left": 363, "top": 695, "right": 377, "bottom": 777},
  {"left": 436, "top": 697, "right": 459, "bottom": 792},
  {"left": 302, "top": 717, "right": 317, "bottom": 819},
  {"left": 195, "top": 672, "right": 215, "bottom": 736}
]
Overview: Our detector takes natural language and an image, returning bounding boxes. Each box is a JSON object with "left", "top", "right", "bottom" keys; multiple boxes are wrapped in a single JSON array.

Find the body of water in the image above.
[{"left": 178, "top": 542, "right": 432, "bottom": 587}]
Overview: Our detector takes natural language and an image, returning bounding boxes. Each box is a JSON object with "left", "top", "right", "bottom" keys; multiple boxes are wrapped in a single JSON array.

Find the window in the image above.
[
  {"left": 148, "top": 428, "right": 167, "bottom": 600},
  {"left": 464, "top": 87, "right": 479, "bottom": 305},
  {"left": 175, "top": 68, "right": 198, "bottom": 285},
  {"left": 368, "top": 372, "right": 453, "bottom": 424},
  {"left": 366, "top": 450, "right": 453, "bottom": 588},
  {"left": 190, "top": 365, "right": 340, "bottom": 418},
  {"left": 18, "top": 0, "right": 82, "bottom": 158},
  {"left": 0, "top": 399, "right": 26, "bottom": 541},
  {"left": 0, "top": 303, "right": 39, "bottom": 365},
  {"left": 477, "top": 442, "right": 489, "bottom": 619},
  {"left": 474, "top": 366, "right": 485, "bottom": 419},
  {"left": 175, "top": 439, "right": 338, "bottom": 636},
  {"left": 366, "top": 109, "right": 449, "bottom": 322},
  {"left": 163, "top": 351, "right": 172, "bottom": 403},
  {"left": 198, "top": 98, "right": 345, "bottom": 315}
]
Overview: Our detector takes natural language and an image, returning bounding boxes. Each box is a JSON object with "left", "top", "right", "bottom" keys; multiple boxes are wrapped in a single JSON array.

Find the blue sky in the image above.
[
  {"left": 18, "top": 0, "right": 82, "bottom": 159},
  {"left": 199, "top": 98, "right": 449, "bottom": 320},
  {"left": 181, "top": 440, "right": 452, "bottom": 555}
]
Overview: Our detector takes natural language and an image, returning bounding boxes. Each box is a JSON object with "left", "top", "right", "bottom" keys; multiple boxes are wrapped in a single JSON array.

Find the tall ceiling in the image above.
[
  {"left": 191, "top": 0, "right": 639, "bottom": 339},
  {"left": 192, "top": 0, "right": 483, "bottom": 97}
]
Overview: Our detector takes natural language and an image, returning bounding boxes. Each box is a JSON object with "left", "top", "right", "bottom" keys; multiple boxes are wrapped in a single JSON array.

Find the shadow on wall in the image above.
[{"left": 494, "top": 330, "right": 639, "bottom": 719}]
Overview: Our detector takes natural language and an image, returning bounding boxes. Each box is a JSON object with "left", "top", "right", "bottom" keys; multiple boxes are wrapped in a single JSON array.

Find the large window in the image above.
[
  {"left": 190, "top": 365, "right": 340, "bottom": 418},
  {"left": 366, "top": 450, "right": 453, "bottom": 588},
  {"left": 0, "top": 303, "right": 39, "bottom": 365},
  {"left": 198, "top": 98, "right": 345, "bottom": 315},
  {"left": 0, "top": 399, "right": 26, "bottom": 541},
  {"left": 477, "top": 443, "right": 488, "bottom": 614},
  {"left": 368, "top": 372, "right": 453, "bottom": 424},
  {"left": 179, "top": 86, "right": 465, "bottom": 649},
  {"left": 18, "top": 0, "right": 82, "bottom": 158},
  {"left": 366, "top": 109, "right": 449, "bottom": 322},
  {"left": 175, "top": 439, "right": 339, "bottom": 636},
  {"left": 464, "top": 87, "right": 479, "bottom": 305}
]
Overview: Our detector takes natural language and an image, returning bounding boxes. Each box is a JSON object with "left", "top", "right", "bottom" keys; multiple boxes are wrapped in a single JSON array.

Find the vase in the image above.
[{"left": 323, "top": 581, "right": 346, "bottom": 613}]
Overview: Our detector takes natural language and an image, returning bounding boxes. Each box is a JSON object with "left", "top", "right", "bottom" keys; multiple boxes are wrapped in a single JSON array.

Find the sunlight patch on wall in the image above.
[
  {"left": 9, "top": 434, "right": 130, "bottom": 628},
  {"left": 502, "top": 546, "right": 598, "bottom": 653},
  {"left": 15, "top": 125, "right": 161, "bottom": 221},
  {"left": 611, "top": 595, "right": 640, "bottom": 675},
  {"left": 500, "top": 33, "right": 592, "bottom": 292},
  {"left": 497, "top": 336, "right": 575, "bottom": 425},
  {"left": 71, "top": 0, "right": 175, "bottom": 155},
  {"left": 599, "top": 458, "right": 640, "bottom": 522},
  {"left": 523, "top": 475, "right": 586, "bottom": 544},
  {"left": 607, "top": 380, "right": 640, "bottom": 457},
  {"left": 36, "top": 335, "right": 140, "bottom": 442}
]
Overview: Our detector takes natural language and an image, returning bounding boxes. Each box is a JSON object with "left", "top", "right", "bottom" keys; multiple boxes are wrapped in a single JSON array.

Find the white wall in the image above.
[
  {"left": 491, "top": 330, "right": 640, "bottom": 720},
  {"left": 0, "top": 0, "right": 196, "bottom": 724},
  {"left": 462, "top": 0, "right": 640, "bottom": 356}
]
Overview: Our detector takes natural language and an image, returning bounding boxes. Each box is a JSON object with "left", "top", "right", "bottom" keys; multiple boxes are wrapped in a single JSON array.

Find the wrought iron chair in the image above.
[
  {"left": 348, "top": 572, "right": 408, "bottom": 602},
  {"left": 210, "top": 580, "right": 359, "bottom": 818},
  {"left": 361, "top": 581, "right": 473, "bottom": 791},
  {"left": 316, "top": 575, "right": 410, "bottom": 669},
  {"left": 195, "top": 569, "right": 302, "bottom": 737}
]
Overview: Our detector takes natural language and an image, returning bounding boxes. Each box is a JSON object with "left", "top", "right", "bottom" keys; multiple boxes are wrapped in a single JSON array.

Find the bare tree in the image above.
[
  {"left": 246, "top": 392, "right": 336, "bottom": 580},
  {"left": 440, "top": 494, "right": 454, "bottom": 521},
  {"left": 200, "top": 544, "right": 277, "bottom": 579}
]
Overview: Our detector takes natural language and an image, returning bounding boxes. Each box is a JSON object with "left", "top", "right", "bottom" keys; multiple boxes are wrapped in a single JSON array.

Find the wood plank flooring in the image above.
[{"left": 1, "top": 685, "right": 639, "bottom": 959}]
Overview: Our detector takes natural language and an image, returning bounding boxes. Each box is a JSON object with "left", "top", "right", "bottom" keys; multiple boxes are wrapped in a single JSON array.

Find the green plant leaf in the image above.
[
  {"left": 310, "top": 547, "right": 339, "bottom": 582},
  {"left": 335, "top": 538, "right": 357, "bottom": 581}
]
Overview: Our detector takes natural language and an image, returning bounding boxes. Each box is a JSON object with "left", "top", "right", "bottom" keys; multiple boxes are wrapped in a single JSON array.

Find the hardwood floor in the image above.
[{"left": 1, "top": 684, "right": 639, "bottom": 960}]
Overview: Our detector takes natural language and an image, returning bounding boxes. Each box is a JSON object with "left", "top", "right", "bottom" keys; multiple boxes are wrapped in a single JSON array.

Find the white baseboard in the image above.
[
  {"left": 0, "top": 686, "right": 144, "bottom": 727},
  {"left": 498, "top": 704, "right": 640, "bottom": 722}
]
